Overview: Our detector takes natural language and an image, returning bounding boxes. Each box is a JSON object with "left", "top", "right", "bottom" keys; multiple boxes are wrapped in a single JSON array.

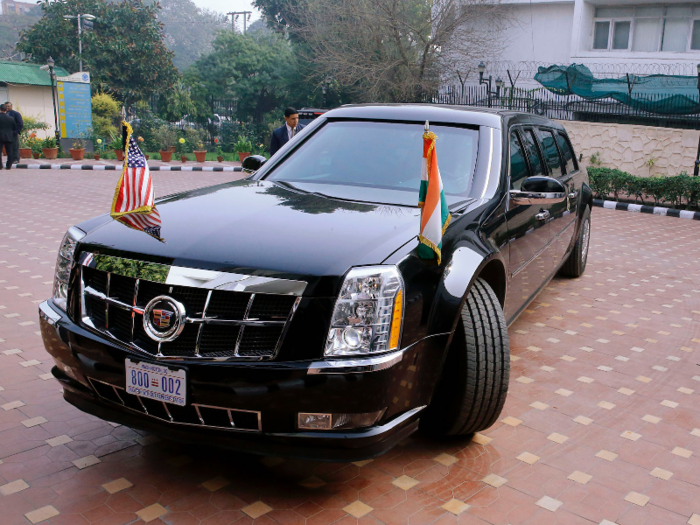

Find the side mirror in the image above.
[
  {"left": 510, "top": 176, "right": 566, "bottom": 206},
  {"left": 242, "top": 155, "right": 267, "bottom": 174}
]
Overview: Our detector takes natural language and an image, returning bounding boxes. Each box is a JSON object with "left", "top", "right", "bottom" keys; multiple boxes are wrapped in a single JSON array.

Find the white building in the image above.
[{"left": 470, "top": 0, "right": 700, "bottom": 84}]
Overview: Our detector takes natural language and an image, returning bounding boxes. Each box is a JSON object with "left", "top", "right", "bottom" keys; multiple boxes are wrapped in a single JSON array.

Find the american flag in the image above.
[
  {"left": 111, "top": 124, "right": 155, "bottom": 217},
  {"left": 117, "top": 207, "right": 163, "bottom": 241}
]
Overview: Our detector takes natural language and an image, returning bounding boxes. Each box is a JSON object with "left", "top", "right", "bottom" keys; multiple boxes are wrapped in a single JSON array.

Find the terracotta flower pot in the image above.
[
  {"left": 145, "top": 155, "right": 149, "bottom": 160},
  {"left": 32, "top": 152, "right": 40, "bottom": 159},
  {"left": 42, "top": 147, "right": 58, "bottom": 160},
  {"left": 94, "top": 154, "right": 101, "bottom": 161},
  {"left": 238, "top": 152, "right": 250, "bottom": 162},
  {"left": 217, "top": 156, "right": 223, "bottom": 163},
  {"left": 20, "top": 148, "right": 32, "bottom": 159},
  {"left": 113, "top": 149, "right": 124, "bottom": 162},
  {"left": 181, "top": 156, "right": 188, "bottom": 163},
  {"left": 159, "top": 150, "right": 172, "bottom": 162},
  {"left": 194, "top": 150, "right": 207, "bottom": 162},
  {"left": 69, "top": 148, "right": 85, "bottom": 161}
]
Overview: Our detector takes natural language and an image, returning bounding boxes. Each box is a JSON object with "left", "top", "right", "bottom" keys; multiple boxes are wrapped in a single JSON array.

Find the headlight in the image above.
[
  {"left": 325, "top": 266, "right": 404, "bottom": 357},
  {"left": 52, "top": 226, "right": 85, "bottom": 311}
]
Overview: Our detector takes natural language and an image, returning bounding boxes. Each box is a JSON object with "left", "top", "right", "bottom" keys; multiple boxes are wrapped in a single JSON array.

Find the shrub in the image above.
[
  {"left": 92, "top": 93, "right": 121, "bottom": 140},
  {"left": 587, "top": 167, "right": 700, "bottom": 210}
]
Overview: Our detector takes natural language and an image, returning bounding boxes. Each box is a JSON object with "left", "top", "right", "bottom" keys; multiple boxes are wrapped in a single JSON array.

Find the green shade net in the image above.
[{"left": 534, "top": 64, "right": 700, "bottom": 115}]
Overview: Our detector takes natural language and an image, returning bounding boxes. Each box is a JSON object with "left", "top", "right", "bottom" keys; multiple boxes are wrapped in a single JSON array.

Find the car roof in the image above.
[{"left": 323, "top": 103, "right": 564, "bottom": 131}]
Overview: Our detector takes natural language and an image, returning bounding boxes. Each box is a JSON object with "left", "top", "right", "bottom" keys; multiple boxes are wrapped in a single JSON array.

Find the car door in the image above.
[
  {"left": 534, "top": 127, "right": 578, "bottom": 267},
  {"left": 554, "top": 131, "right": 583, "bottom": 263},
  {"left": 503, "top": 127, "right": 557, "bottom": 322}
]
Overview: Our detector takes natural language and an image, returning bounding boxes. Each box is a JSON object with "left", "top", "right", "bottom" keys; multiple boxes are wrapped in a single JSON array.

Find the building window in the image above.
[{"left": 593, "top": 5, "right": 700, "bottom": 53}]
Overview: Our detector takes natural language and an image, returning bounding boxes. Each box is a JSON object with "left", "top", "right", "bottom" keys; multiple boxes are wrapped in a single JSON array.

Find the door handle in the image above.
[
  {"left": 536, "top": 210, "right": 550, "bottom": 221},
  {"left": 568, "top": 191, "right": 578, "bottom": 199}
]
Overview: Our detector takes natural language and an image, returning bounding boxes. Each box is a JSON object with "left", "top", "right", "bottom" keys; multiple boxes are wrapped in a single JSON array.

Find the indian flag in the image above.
[{"left": 418, "top": 126, "right": 450, "bottom": 264}]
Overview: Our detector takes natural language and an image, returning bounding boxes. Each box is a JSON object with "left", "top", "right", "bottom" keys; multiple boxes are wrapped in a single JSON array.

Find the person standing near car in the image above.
[
  {"left": 270, "top": 107, "right": 305, "bottom": 156},
  {"left": 5, "top": 102, "right": 22, "bottom": 164},
  {"left": 0, "top": 104, "right": 17, "bottom": 169}
]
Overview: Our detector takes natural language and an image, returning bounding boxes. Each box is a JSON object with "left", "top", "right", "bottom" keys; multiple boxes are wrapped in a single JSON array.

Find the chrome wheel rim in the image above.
[{"left": 581, "top": 218, "right": 590, "bottom": 264}]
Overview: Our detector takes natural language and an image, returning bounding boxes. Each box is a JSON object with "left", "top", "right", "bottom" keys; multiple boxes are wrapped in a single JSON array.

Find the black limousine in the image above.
[{"left": 39, "top": 104, "right": 591, "bottom": 461}]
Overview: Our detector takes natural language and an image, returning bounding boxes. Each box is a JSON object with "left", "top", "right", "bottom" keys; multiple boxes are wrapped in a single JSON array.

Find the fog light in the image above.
[{"left": 298, "top": 409, "right": 386, "bottom": 430}]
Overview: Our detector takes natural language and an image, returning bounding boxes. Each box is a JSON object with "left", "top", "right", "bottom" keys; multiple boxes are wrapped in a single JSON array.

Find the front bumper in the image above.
[{"left": 39, "top": 300, "right": 447, "bottom": 461}]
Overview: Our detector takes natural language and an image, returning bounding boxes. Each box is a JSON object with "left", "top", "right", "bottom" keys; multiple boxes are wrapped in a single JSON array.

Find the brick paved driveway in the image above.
[{"left": 1, "top": 170, "right": 700, "bottom": 525}]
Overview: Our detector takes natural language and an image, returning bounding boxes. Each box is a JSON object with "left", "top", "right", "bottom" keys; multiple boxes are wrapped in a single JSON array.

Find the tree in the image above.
[
  {"left": 18, "top": 0, "right": 179, "bottom": 103},
  {"left": 154, "top": 0, "right": 228, "bottom": 70},
  {"left": 184, "top": 31, "right": 295, "bottom": 124},
  {"left": 261, "top": 0, "right": 508, "bottom": 103}
]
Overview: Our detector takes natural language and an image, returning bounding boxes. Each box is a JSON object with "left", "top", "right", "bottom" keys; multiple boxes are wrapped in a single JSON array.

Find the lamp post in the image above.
[
  {"left": 63, "top": 13, "right": 96, "bottom": 72},
  {"left": 694, "top": 63, "right": 700, "bottom": 177},
  {"left": 478, "top": 62, "right": 504, "bottom": 108},
  {"left": 44, "top": 57, "right": 60, "bottom": 145}
]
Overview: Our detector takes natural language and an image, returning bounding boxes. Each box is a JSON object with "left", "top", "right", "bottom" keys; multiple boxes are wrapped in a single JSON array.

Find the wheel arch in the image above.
[{"left": 428, "top": 246, "right": 507, "bottom": 341}]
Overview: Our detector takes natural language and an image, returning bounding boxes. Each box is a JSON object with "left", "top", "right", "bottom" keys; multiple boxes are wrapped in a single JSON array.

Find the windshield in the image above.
[{"left": 265, "top": 121, "right": 479, "bottom": 196}]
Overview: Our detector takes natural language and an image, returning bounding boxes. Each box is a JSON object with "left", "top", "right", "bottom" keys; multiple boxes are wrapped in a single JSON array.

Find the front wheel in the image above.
[
  {"left": 421, "top": 278, "right": 510, "bottom": 437},
  {"left": 560, "top": 206, "right": 591, "bottom": 278}
]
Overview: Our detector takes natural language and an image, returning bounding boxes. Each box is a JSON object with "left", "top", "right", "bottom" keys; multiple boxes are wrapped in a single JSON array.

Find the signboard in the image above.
[
  {"left": 57, "top": 81, "right": 92, "bottom": 139},
  {"left": 57, "top": 72, "right": 90, "bottom": 84}
]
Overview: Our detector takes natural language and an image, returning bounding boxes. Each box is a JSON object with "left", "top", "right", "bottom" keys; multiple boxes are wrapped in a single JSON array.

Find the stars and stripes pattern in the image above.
[
  {"left": 117, "top": 207, "right": 162, "bottom": 241},
  {"left": 110, "top": 121, "right": 163, "bottom": 241},
  {"left": 418, "top": 122, "right": 450, "bottom": 264},
  {"left": 111, "top": 121, "right": 155, "bottom": 217}
]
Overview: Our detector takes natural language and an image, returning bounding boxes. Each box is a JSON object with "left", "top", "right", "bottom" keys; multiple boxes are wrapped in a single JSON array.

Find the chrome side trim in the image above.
[
  {"left": 307, "top": 349, "right": 404, "bottom": 375},
  {"left": 80, "top": 252, "right": 307, "bottom": 296},
  {"left": 39, "top": 300, "right": 62, "bottom": 327}
]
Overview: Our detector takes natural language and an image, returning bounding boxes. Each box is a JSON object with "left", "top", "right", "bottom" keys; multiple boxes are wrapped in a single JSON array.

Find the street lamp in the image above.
[
  {"left": 63, "top": 13, "right": 96, "bottom": 72},
  {"left": 41, "top": 57, "right": 60, "bottom": 144},
  {"left": 478, "top": 62, "right": 503, "bottom": 108}
]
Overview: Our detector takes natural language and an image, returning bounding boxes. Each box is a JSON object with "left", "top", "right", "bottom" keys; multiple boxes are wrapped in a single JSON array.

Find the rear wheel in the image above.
[
  {"left": 560, "top": 206, "right": 591, "bottom": 278},
  {"left": 421, "top": 278, "right": 510, "bottom": 436}
]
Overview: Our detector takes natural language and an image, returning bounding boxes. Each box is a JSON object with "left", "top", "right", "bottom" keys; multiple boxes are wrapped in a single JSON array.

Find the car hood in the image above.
[{"left": 78, "top": 180, "right": 423, "bottom": 296}]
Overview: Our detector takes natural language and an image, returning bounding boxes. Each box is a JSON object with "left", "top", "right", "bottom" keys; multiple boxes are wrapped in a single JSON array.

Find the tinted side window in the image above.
[
  {"left": 536, "top": 129, "right": 563, "bottom": 178},
  {"left": 555, "top": 132, "right": 577, "bottom": 174},
  {"left": 509, "top": 131, "right": 529, "bottom": 190},
  {"left": 520, "top": 130, "right": 545, "bottom": 178}
]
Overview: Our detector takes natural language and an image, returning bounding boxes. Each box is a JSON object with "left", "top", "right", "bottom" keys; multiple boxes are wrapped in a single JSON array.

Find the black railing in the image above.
[{"left": 430, "top": 85, "right": 700, "bottom": 130}]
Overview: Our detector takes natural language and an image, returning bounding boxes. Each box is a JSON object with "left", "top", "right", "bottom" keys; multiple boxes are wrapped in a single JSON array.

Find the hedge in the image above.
[{"left": 587, "top": 167, "right": 700, "bottom": 211}]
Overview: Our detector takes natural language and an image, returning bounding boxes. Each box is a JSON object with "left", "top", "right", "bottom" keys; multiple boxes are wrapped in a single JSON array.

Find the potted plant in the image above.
[
  {"left": 93, "top": 138, "right": 103, "bottom": 161},
  {"left": 234, "top": 136, "right": 252, "bottom": 162},
  {"left": 176, "top": 137, "right": 188, "bottom": 163},
  {"left": 154, "top": 125, "right": 176, "bottom": 162},
  {"left": 42, "top": 137, "right": 58, "bottom": 159},
  {"left": 193, "top": 140, "right": 207, "bottom": 163},
  {"left": 109, "top": 135, "right": 124, "bottom": 161},
  {"left": 69, "top": 136, "right": 86, "bottom": 161},
  {"left": 30, "top": 138, "right": 42, "bottom": 159},
  {"left": 216, "top": 145, "right": 224, "bottom": 163},
  {"left": 19, "top": 132, "right": 36, "bottom": 158}
]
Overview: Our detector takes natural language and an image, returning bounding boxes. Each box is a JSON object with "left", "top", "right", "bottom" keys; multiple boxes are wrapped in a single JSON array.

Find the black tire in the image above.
[
  {"left": 421, "top": 278, "right": 510, "bottom": 437},
  {"left": 560, "top": 205, "right": 591, "bottom": 278}
]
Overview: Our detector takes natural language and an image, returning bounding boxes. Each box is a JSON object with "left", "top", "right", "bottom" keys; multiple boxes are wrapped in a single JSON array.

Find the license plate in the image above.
[{"left": 125, "top": 358, "right": 187, "bottom": 406}]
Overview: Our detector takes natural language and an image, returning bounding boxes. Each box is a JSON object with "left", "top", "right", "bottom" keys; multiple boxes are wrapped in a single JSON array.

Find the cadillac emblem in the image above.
[{"left": 143, "top": 296, "right": 186, "bottom": 342}]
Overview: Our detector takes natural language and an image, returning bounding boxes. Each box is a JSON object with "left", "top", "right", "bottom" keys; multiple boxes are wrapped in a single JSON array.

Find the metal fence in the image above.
[{"left": 430, "top": 85, "right": 700, "bottom": 130}]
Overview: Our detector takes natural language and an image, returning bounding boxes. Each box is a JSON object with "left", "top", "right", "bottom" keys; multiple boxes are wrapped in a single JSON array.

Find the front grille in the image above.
[
  {"left": 80, "top": 264, "right": 299, "bottom": 360},
  {"left": 88, "top": 378, "right": 261, "bottom": 431}
]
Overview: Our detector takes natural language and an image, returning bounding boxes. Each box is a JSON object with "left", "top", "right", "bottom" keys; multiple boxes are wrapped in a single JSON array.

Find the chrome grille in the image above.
[
  {"left": 88, "top": 378, "right": 261, "bottom": 432},
  {"left": 78, "top": 253, "right": 304, "bottom": 361}
]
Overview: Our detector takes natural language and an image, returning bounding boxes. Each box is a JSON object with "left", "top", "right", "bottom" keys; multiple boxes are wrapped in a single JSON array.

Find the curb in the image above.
[
  {"left": 593, "top": 198, "right": 700, "bottom": 220},
  {"left": 16, "top": 164, "right": 242, "bottom": 172}
]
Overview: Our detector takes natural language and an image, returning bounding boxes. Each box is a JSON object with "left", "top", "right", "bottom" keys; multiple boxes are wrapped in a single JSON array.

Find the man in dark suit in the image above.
[
  {"left": 0, "top": 103, "right": 17, "bottom": 170},
  {"left": 270, "top": 107, "right": 305, "bottom": 156},
  {"left": 5, "top": 102, "right": 22, "bottom": 164}
]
